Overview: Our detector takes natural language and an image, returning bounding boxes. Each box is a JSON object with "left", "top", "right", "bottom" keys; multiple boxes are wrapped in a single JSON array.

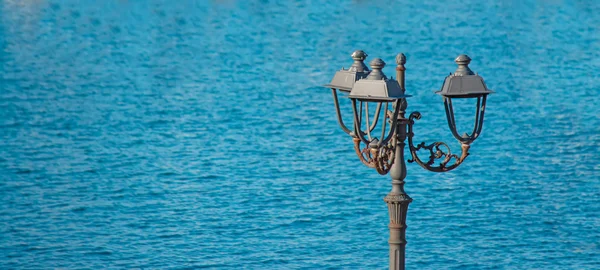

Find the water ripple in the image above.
[{"left": 1, "top": 0, "right": 599, "bottom": 269}]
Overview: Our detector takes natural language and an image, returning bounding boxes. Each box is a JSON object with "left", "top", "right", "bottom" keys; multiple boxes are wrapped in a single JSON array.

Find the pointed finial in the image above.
[
  {"left": 395, "top": 53, "right": 406, "bottom": 66},
  {"left": 349, "top": 50, "right": 369, "bottom": 72},
  {"left": 395, "top": 53, "right": 407, "bottom": 93},
  {"left": 454, "top": 54, "right": 474, "bottom": 76}
]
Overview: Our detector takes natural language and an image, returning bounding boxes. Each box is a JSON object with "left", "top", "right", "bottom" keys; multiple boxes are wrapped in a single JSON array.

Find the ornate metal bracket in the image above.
[
  {"left": 406, "top": 112, "right": 469, "bottom": 172},
  {"left": 353, "top": 137, "right": 396, "bottom": 175}
]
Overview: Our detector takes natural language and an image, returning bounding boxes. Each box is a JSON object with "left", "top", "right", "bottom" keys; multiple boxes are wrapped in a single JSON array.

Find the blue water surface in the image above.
[{"left": 1, "top": 0, "right": 599, "bottom": 269}]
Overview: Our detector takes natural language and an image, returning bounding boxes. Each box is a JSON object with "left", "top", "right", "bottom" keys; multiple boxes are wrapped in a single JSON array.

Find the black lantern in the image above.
[{"left": 436, "top": 54, "right": 494, "bottom": 144}]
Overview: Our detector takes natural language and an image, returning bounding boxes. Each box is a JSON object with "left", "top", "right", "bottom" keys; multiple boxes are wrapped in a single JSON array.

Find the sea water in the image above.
[{"left": 1, "top": 1, "right": 599, "bottom": 269}]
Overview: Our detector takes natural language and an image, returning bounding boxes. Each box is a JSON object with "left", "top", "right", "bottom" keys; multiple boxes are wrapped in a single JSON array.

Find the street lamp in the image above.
[{"left": 325, "top": 51, "right": 493, "bottom": 270}]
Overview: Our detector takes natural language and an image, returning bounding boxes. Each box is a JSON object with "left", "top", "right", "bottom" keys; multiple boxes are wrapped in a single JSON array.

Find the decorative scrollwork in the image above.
[
  {"left": 407, "top": 112, "right": 470, "bottom": 172},
  {"left": 353, "top": 137, "right": 396, "bottom": 175},
  {"left": 353, "top": 137, "right": 376, "bottom": 168},
  {"left": 352, "top": 109, "right": 474, "bottom": 174},
  {"left": 374, "top": 142, "right": 395, "bottom": 175}
]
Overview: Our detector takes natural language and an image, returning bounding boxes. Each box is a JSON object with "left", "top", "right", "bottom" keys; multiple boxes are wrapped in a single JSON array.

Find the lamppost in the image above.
[{"left": 325, "top": 50, "right": 493, "bottom": 270}]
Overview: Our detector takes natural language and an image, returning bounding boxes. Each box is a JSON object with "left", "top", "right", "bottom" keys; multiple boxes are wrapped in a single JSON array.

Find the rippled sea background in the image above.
[{"left": 1, "top": 0, "right": 599, "bottom": 269}]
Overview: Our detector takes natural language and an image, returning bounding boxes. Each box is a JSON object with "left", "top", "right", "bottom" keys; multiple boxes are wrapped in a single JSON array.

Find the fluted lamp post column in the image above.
[{"left": 325, "top": 51, "right": 494, "bottom": 270}]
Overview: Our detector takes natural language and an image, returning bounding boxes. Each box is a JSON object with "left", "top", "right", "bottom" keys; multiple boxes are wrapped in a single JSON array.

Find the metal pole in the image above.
[{"left": 384, "top": 54, "right": 412, "bottom": 270}]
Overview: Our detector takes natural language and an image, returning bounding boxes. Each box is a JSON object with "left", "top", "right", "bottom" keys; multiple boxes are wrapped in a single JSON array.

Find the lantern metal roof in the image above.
[
  {"left": 436, "top": 54, "right": 494, "bottom": 98},
  {"left": 349, "top": 58, "right": 409, "bottom": 102},
  {"left": 324, "top": 50, "right": 370, "bottom": 92}
]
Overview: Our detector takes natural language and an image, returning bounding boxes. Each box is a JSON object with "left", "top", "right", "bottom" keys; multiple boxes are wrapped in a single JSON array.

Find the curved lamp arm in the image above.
[
  {"left": 365, "top": 102, "right": 383, "bottom": 133},
  {"left": 444, "top": 95, "right": 487, "bottom": 144},
  {"left": 351, "top": 99, "right": 401, "bottom": 147},
  {"left": 331, "top": 88, "right": 384, "bottom": 137},
  {"left": 331, "top": 88, "right": 353, "bottom": 135},
  {"left": 407, "top": 112, "right": 470, "bottom": 172},
  {"left": 379, "top": 100, "right": 401, "bottom": 147},
  {"left": 350, "top": 99, "right": 402, "bottom": 175}
]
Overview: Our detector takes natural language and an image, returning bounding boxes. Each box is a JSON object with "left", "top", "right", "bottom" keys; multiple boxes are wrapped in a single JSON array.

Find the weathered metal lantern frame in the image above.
[
  {"left": 325, "top": 51, "right": 493, "bottom": 270},
  {"left": 325, "top": 50, "right": 370, "bottom": 135}
]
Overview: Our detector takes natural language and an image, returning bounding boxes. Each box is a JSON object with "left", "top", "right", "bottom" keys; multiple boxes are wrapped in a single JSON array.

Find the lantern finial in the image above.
[
  {"left": 349, "top": 50, "right": 369, "bottom": 73},
  {"left": 325, "top": 50, "right": 370, "bottom": 91},
  {"left": 454, "top": 54, "right": 474, "bottom": 76},
  {"left": 366, "top": 58, "right": 386, "bottom": 80}
]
